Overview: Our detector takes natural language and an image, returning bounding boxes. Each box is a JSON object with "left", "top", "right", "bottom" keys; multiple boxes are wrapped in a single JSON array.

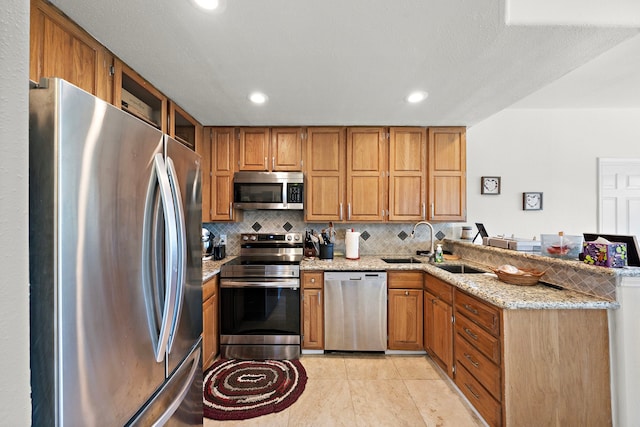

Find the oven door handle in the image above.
[{"left": 221, "top": 279, "right": 300, "bottom": 288}]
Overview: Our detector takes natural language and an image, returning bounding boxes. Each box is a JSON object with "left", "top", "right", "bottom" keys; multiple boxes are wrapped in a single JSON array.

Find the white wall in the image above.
[
  {"left": 466, "top": 108, "right": 640, "bottom": 240},
  {"left": 0, "top": 0, "right": 31, "bottom": 424}
]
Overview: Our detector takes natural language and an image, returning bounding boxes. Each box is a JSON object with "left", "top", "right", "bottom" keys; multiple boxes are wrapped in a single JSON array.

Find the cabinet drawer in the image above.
[
  {"left": 455, "top": 313, "right": 501, "bottom": 364},
  {"left": 455, "top": 290, "right": 500, "bottom": 336},
  {"left": 455, "top": 332, "right": 501, "bottom": 401},
  {"left": 302, "top": 271, "right": 323, "bottom": 289},
  {"left": 203, "top": 275, "right": 218, "bottom": 301},
  {"left": 456, "top": 363, "right": 502, "bottom": 427},
  {"left": 388, "top": 271, "right": 423, "bottom": 289},
  {"left": 424, "top": 274, "right": 453, "bottom": 304}
]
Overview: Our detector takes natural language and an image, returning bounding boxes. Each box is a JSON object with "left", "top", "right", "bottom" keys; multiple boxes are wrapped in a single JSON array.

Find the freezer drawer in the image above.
[{"left": 324, "top": 272, "right": 387, "bottom": 351}]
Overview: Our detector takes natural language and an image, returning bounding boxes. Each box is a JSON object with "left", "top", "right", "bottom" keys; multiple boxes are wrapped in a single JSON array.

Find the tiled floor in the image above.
[{"left": 204, "top": 354, "right": 485, "bottom": 426}]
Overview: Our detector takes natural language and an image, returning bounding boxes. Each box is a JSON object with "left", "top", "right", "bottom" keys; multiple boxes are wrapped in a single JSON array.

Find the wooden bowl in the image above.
[{"left": 492, "top": 268, "right": 545, "bottom": 286}]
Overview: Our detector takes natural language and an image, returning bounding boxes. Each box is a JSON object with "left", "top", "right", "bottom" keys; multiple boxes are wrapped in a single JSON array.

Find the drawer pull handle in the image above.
[
  {"left": 463, "top": 304, "right": 479, "bottom": 315},
  {"left": 464, "top": 328, "right": 478, "bottom": 340},
  {"left": 310, "top": 278, "right": 315, "bottom": 284},
  {"left": 464, "top": 352, "right": 479, "bottom": 368},
  {"left": 318, "top": 291, "right": 321, "bottom": 306},
  {"left": 464, "top": 383, "right": 481, "bottom": 400}
]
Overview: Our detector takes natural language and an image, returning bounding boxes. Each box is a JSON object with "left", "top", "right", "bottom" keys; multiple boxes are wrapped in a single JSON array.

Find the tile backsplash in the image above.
[{"left": 203, "top": 210, "right": 458, "bottom": 257}]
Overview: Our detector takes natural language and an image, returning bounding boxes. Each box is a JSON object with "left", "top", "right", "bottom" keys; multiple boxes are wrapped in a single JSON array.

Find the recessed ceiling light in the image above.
[
  {"left": 191, "top": 0, "right": 223, "bottom": 12},
  {"left": 406, "top": 91, "right": 429, "bottom": 103},
  {"left": 249, "top": 92, "right": 268, "bottom": 104}
]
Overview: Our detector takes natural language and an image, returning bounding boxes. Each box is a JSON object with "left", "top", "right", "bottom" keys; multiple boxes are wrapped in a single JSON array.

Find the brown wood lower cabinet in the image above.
[
  {"left": 301, "top": 271, "right": 324, "bottom": 350},
  {"left": 202, "top": 275, "right": 219, "bottom": 370},
  {"left": 388, "top": 271, "right": 423, "bottom": 350},
  {"left": 453, "top": 289, "right": 612, "bottom": 427},
  {"left": 424, "top": 274, "right": 453, "bottom": 377}
]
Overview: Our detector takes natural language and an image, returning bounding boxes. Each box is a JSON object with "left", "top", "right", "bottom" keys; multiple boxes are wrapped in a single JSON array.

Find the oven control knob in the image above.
[
  {"left": 242, "top": 235, "right": 249, "bottom": 241},
  {"left": 250, "top": 235, "right": 257, "bottom": 241},
  {"left": 287, "top": 235, "right": 292, "bottom": 241},
  {"left": 294, "top": 235, "right": 300, "bottom": 241}
]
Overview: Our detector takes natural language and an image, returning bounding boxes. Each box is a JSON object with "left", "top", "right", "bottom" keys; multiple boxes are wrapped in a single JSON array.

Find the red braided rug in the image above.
[{"left": 203, "top": 359, "right": 307, "bottom": 420}]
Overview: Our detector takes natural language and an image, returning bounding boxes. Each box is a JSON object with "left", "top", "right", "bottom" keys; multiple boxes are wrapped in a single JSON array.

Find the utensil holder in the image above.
[{"left": 319, "top": 243, "right": 334, "bottom": 260}]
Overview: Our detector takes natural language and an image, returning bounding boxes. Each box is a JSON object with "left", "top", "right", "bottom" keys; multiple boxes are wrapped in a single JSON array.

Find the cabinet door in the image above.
[
  {"left": 239, "top": 128, "right": 270, "bottom": 171},
  {"left": 346, "top": 128, "right": 386, "bottom": 221},
  {"left": 202, "top": 276, "right": 219, "bottom": 371},
  {"left": 302, "top": 289, "right": 324, "bottom": 350},
  {"left": 427, "top": 127, "right": 466, "bottom": 221},
  {"left": 388, "top": 289, "right": 423, "bottom": 350},
  {"left": 424, "top": 290, "right": 453, "bottom": 378},
  {"left": 208, "top": 127, "right": 236, "bottom": 221},
  {"left": 388, "top": 127, "right": 427, "bottom": 221},
  {"left": 304, "top": 127, "right": 346, "bottom": 221},
  {"left": 30, "top": 0, "right": 113, "bottom": 103},
  {"left": 271, "top": 128, "right": 303, "bottom": 171}
]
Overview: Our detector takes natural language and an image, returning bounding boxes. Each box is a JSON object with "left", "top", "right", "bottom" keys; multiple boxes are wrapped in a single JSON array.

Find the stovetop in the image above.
[{"left": 221, "top": 232, "right": 304, "bottom": 279}]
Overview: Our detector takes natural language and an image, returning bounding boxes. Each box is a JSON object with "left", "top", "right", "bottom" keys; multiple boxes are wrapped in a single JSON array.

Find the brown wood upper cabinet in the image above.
[
  {"left": 428, "top": 127, "right": 466, "bottom": 221},
  {"left": 238, "top": 127, "right": 303, "bottom": 171},
  {"left": 346, "top": 127, "right": 387, "bottom": 221},
  {"left": 169, "top": 102, "right": 201, "bottom": 151},
  {"left": 304, "top": 127, "right": 347, "bottom": 222},
  {"left": 203, "top": 127, "right": 237, "bottom": 222},
  {"left": 30, "top": 0, "right": 114, "bottom": 103},
  {"left": 113, "top": 59, "right": 168, "bottom": 133},
  {"left": 388, "top": 127, "right": 427, "bottom": 221}
]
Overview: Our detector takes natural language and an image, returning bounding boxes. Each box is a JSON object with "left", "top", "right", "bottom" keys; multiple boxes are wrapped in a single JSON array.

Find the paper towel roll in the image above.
[{"left": 345, "top": 230, "right": 360, "bottom": 259}]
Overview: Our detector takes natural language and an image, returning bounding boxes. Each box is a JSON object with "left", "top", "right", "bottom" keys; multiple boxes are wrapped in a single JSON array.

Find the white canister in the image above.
[{"left": 345, "top": 229, "right": 361, "bottom": 259}]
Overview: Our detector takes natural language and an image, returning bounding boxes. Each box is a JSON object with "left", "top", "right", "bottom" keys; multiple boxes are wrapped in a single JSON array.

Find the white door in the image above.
[{"left": 598, "top": 158, "right": 640, "bottom": 237}]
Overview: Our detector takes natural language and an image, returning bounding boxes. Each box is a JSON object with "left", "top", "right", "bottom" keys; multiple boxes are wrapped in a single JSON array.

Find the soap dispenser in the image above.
[{"left": 435, "top": 244, "right": 444, "bottom": 263}]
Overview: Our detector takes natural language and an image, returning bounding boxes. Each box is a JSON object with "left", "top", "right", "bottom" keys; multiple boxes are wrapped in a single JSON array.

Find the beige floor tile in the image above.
[
  {"left": 404, "top": 379, "right": 485, "bottom": 427},
  {"left": 391, "top": 355, "right": 442, "bottom": 380},
  {"left": 344, "top": 355, "right": 400, "bottom": 379},
  {"left": 203, "top": 407, "right": 290, "bottom": 427},
  {"left": 287, "top": 379, "right": 357, "bottom": 426},
  {"left": 300, "top": 355, "right": 348, "bottom": 379},
  {"left": 349, "top": 379, "right": 427, "bottom": 426}
]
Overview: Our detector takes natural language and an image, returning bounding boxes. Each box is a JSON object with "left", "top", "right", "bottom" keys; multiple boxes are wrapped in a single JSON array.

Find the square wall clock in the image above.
[
  {"left": 523, "top": 192, "right": 543, "bottom": 210},
  {"left": 481, "top": 176, "right": 501, "bottom": 195}
]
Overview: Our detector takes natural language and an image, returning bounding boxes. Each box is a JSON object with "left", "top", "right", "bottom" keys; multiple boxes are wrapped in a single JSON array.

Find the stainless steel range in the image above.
[{"left": 220, "top": 232, "right": 303, "bottom": 360}]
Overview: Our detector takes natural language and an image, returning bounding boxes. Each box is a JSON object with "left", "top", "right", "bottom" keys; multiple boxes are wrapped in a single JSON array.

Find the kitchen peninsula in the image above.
[{"left": 253, "top": 240, "right": 634, "bottom": 427}]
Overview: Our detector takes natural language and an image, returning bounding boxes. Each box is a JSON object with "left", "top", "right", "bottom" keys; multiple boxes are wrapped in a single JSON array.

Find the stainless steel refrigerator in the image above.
[{"left": 29, "top": 78, "right": 203, "bottom": 426}]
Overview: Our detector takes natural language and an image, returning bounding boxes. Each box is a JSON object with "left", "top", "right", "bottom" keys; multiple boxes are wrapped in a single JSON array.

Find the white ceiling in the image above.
[{"left": 50, "top": 0, "right": 639, "bottom": 127}]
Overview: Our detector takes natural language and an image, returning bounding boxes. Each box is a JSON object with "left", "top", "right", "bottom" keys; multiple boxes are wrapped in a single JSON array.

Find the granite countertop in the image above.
[
  {"left": 202, "top": 257, "right": 233, "bottom": 282},
  {"left": 201, "top": 254, "right": 618, "bottom": 310},
  {"left": 300, "top": 255, "right": 619, "bottom": 310}
]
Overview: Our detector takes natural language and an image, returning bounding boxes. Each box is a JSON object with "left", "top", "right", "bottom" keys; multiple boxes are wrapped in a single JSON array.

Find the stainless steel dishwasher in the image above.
[{"left": 324, "top": 271, "right": 387, "bottom": 351}]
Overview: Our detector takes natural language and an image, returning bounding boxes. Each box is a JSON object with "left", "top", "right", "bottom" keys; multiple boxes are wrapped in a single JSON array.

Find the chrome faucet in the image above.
[{"left": 410, "top": 221, "right": 435, "bottom": 259}]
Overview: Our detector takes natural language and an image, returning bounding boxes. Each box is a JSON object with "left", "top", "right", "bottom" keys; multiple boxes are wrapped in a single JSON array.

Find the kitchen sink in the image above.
[
  {"left": 434, "top": 264, "right": 486, "bottom": 274},
  {"left": 380, "top": 257, "right": 423, "bottom": 264}
]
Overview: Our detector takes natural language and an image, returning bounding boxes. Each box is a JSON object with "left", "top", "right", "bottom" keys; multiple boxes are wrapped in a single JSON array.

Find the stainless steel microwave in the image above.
[{"left": 233, "top": 171, "right": 304, "bottom": 210}]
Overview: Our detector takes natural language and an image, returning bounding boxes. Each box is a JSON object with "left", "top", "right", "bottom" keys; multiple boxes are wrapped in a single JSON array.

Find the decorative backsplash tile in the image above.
[{"left": 203, "top": 210, "right": 454, "bottom": 258}]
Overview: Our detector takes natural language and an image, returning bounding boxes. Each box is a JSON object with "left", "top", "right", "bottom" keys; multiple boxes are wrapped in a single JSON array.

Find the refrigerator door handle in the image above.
[
  {"left": 165, "top": 156, "right": 187, "bottom": 353},
  {"left": 151, "top": 346, "right": 201, "bottom": 427},
  {"left": 143, "top": 153, "right": 179, "bottom": 363}
]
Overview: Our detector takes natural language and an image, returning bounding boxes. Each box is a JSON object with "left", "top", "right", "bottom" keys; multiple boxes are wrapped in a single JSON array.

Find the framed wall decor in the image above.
[
  {"left": 481, "top": 176, "right": 501, "bottom": 195},
  {"left": 523, "top": 192, "right": 543, "bottom": 211}
]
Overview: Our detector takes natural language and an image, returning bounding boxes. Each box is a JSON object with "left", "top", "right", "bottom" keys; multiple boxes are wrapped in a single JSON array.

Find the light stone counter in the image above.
[
  {"left": 300, "top": 255, "right": 618, "bottom": 310},
  {"left": 202, "top": 257, "right": 233, "bottom": 283}
]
